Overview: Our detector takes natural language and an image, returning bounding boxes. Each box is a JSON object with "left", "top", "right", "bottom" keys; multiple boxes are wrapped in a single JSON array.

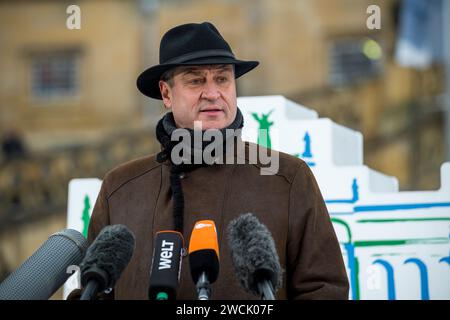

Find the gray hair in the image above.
[{"left": 160, "top": 68, "right": 177, "bottom": 87}]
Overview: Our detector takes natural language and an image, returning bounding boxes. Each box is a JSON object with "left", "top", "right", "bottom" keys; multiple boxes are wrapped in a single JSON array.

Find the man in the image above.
[
  {"left": 1, "top": 128, "right": 27, "bottom": 162},
  {"left": 87, "top": 22, "right": 349, "bottom": 299}
]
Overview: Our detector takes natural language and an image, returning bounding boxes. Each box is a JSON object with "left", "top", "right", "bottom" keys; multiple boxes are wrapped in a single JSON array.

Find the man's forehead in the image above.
[{"left": 175, "top": 64, "right": 233, "bottom": 75}]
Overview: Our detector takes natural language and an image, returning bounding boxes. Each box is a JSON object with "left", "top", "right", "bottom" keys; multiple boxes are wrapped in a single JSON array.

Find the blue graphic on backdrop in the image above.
[
  {"left": 294, "top": 131, "right": 316, "bottom": 167},
  {"left": 326, "top": 179, "right": 359, "bottom": 204},
  {"left": 404, "top": 258, "right": 430, "bottom": 300},
  {"left": 373, "top": 259, "right": 396, "bottom": 300}
]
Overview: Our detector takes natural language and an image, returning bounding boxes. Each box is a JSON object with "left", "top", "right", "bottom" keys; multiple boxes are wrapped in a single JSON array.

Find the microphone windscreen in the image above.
[
  {"left": 188, "top": 220, "right": 220, "bottom": 284},
  {"left": 80, "top": 224, "right": 135, "bottom": 291},
  {"left": 227, "top": 213, "right": 282, "bottom": 296},
  {"left": 148, "top": 230, "right": 184, "bottom": 300},
  {"left": 0, "top": 229, "right": 88, "bottom": 300}
]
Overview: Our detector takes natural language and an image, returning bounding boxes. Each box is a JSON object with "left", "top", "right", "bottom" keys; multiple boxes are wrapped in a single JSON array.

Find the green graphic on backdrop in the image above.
[
  {"left": 251, "top": 109, "right": 274, "bottom": 148},
  {"left": 82, "top": 195, "right": 91, "bottom": 237}
]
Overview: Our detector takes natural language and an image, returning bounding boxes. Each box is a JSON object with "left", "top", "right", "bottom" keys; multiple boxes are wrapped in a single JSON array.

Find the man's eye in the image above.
[
  {"left": 188, "top": 78, "right": 203, "bottom": 85},
  {"left": 216, "top": 77, "right": 229, "bottom": 83}
]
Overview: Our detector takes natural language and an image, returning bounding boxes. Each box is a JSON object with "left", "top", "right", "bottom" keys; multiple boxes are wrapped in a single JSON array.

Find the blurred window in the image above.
[
  {"left": 329, "top": 38, "right": 383, "bottom": 86},
  {"left": 30, "top": 51, "right": 79, "bottom": 99}
]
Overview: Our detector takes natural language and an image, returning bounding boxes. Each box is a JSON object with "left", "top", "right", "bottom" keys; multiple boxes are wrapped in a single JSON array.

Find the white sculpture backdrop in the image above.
[{"left": 65, "top": 95, "right": 450, "bottom": 300}]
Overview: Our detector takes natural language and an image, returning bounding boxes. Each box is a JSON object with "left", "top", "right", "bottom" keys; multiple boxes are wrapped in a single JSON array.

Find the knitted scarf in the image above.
[{"left": 155, "top": 108, "right": 244, "bottom": 233}]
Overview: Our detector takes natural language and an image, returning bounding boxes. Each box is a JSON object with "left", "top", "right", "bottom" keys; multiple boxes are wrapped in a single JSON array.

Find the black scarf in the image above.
[{"left": 155, "top": 108, "right": 244, "bottom": 233}]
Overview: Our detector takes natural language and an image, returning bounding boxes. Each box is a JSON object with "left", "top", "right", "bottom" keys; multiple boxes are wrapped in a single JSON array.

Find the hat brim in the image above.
[{"left": 136, "top": 57, "right": 259, "bottom": 100}]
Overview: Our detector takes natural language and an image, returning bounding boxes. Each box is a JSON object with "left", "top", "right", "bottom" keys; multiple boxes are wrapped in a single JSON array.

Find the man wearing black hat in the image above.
[{"left": 87, "top": 22, "right": 349, "bottom": 300}]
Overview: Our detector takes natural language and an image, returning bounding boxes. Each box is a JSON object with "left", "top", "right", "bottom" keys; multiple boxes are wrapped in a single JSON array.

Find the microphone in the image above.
[
  {"left": 0, "top": 229, "right": 88, "bottom": 300},
  {"left": 79, "top": 224, "right": 135, "bottom": 300},
  {"left": 188, "top": 220, "right": 219, "bottom": 300},
  {"left": 227, "top": 213, "right": 282, "bottom": 300},
  {"left": 148, "top": 230, "right": 184, "bottom": 300}
]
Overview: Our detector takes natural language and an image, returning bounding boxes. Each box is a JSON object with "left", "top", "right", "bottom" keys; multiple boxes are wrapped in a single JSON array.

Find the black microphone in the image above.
[
  {"left": 0, "top": 229, "right": 88, "bottom": 300},
  {"left": 79, "top": 224, "right": 135, "bottom": 300},
  {"left": 227, "top": 213, "right": 282, "bottom": 300},
  {"left": 188, "top": 220, "right": 220, "bottom": 300},
  {"left": 148, "top": 230, "right": 184, "bottom": 300}
]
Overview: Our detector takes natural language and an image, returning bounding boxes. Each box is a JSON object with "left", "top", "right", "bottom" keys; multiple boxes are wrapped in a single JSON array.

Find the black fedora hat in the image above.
[{"left": 136, "top": 22, "right": 259, "bottom": 100}]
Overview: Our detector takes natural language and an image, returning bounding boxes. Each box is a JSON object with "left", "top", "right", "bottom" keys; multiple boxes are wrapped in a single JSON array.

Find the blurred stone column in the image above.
[
  {"left": 137, "top": 0, "right": 164, "bottom": 129},
  {"left": 444, "top": 0, "right": 450, "bottom": 161}
]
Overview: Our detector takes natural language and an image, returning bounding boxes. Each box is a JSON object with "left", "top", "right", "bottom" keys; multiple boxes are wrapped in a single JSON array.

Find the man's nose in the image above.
[{"left": 201, "top": 81, "right": 221, "bottom": 100}]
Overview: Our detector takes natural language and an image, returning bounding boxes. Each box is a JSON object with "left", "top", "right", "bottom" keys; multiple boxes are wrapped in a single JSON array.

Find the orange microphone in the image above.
[{"left": 188, "top": 220, "right": 219, "bottom": 300}]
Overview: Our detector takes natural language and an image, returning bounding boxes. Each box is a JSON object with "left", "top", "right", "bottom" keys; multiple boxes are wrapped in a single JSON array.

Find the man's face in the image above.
[{"left": 159, "top": 64, "right": 237, "bottom": 130}]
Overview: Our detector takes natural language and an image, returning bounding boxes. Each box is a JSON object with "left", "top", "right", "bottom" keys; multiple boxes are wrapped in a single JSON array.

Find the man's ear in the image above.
[{"left": 159, "top": 80, "right": 172, "bottom": 110}]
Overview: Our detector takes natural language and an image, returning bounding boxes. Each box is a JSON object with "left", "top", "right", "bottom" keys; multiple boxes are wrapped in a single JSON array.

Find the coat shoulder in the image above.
[{"left": 102, "top": 154, "right": 161, "bottom": 197}]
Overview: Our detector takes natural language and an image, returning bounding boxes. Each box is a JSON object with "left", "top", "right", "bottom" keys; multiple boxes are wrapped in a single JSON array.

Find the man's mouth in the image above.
[{"left": 200, "top": 109, "right": 224, "bottom": 114}]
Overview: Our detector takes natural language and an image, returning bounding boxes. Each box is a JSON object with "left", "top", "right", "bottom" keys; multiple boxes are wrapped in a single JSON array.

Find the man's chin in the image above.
[{"left": 195, "top": 119, "right": 228, "bottom": 130}]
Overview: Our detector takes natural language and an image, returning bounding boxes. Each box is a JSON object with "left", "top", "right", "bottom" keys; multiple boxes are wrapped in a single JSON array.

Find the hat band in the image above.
[{"left": 163, "top": 49, "right": 236, "bottom": 64}]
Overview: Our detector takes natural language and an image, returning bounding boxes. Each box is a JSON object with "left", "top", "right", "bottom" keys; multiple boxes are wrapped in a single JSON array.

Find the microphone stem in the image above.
[
  {"left": 196, "top": 272, "right": 211, "bottom": 300},
  {"left": 80, "top": 280, "right": 99, "bottom": 300},
  {"left": 258, "top": 281, "right": 275, "bottom": 300}
]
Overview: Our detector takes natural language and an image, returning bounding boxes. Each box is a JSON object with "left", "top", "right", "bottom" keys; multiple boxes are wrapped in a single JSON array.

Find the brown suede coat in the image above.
[{"left": 87, "top": 141, "right": 349, "bottom": 300}]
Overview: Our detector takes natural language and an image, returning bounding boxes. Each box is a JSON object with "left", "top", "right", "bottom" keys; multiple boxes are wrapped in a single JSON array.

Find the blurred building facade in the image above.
[{"left": 0, "top": 0, "right": 446, "bottom": 295}]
